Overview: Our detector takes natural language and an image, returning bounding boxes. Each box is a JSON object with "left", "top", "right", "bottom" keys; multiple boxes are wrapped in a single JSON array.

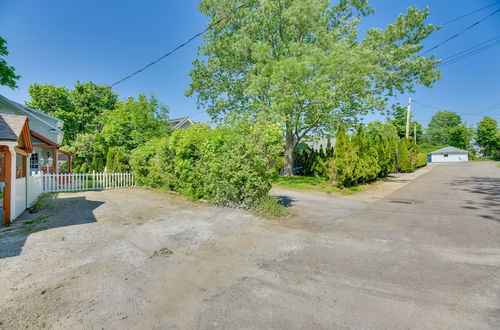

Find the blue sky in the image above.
[{"left": 1, "top": 0, "right": 499, "bottom": 127}]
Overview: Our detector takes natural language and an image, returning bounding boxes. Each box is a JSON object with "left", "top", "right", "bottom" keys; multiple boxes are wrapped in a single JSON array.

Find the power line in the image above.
[
  {"left": 441, "top": 2, "right": 500, "bottom": 26},
  {"left": 423, "top": 8, "right": 500, "bottom": 55},
  {"left": 439, "top": 36, "right": 500, "bottom": 67},
  {"left": 412, "top": 99, "right": 500, "bottom": 116},
  {"left": 111, "top": 0, "right": 255, "bottom": 87}
]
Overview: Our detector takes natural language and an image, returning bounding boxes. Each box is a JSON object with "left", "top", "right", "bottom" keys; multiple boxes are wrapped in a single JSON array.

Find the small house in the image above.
[
  {"left": 0, "top": 94, "right": 73, "bottom": 174},
  {"left": 0, "top": 114, "right": 33, "bottom": 224},
  {"left": 429, "top": 146, "right": 468, "bottom": 163}
]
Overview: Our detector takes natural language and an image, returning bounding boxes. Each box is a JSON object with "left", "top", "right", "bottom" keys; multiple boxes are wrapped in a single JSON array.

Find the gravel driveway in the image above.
[{"left": 0, "top": 162, "right": 499, "bottom": 329}]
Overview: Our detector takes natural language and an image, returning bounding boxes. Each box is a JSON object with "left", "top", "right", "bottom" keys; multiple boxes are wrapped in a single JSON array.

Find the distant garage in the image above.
[{"left": 429, "top": 146, "right": 469, "bottom": 163}]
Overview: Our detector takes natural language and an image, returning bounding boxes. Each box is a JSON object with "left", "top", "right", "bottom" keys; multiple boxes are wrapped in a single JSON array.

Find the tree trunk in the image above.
[{"left": 283, "top": 124, "right": 295, "bottom": 177}]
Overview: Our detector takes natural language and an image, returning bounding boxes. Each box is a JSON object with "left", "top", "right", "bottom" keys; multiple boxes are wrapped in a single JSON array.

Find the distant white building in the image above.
[{"left": 429, "top": 146, "right": 468, "bottom": 163}]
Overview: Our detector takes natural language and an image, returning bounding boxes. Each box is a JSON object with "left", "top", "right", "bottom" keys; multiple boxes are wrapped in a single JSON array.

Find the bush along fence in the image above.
[{"left": 40, "top": 171, "right": 135, "bottom": 193}]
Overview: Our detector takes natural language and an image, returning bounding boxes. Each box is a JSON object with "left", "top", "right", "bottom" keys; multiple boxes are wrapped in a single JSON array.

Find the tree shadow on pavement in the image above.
[
  {"left": 451, "top": 177, "right": 500, "bottom": 222},
  {"left": 275, "top": 195, "right": 298, "bottom": 208},
  {"left": 0, "top": 196, "right": 104, "bottom": 259}
]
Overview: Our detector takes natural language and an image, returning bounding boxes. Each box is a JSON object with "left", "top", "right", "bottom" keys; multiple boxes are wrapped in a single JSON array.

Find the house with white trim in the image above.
[{"left": 0, "top": 94, "right": 73, "bottom": 173}]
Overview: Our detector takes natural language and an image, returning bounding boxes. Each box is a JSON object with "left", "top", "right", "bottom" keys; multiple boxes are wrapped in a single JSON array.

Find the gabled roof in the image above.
[
  {"left": 430, "top": 146, "right": 468, "bottom": 154},
  {"left": 0, "top": 94, "right": 63, "bottom": 134},
  {"left": 0, "top": 114, "right": 28, "bottom": 141},
  {"left": 0, "top": 114, "right": 33, "bottom": 153},
  {"left": 169, "top": 117, "right": 193, "bottom": 130}
]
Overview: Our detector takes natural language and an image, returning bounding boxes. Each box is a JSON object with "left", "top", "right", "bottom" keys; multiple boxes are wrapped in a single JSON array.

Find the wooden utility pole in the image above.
[
  {"left": 414, "top": 122, "right": 417, "bottom": 143},
  {"left": 405, "top": 96, "right": 411, "bottom": 139}
]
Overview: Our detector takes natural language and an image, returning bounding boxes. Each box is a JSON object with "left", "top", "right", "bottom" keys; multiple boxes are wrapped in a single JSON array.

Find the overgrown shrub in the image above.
[
  {"left": 131, "top": 122, "right": 282, "bottom": 209},
  {"left": 397, "top": 137, "right": 415, "bottom": 173},
  {"left": 328, "top": 127, "right": 359, "bottom": 188},
  {"left": 106, "top": 147, "right": 130, "bottom": 172},
  {"left": 415, "top": 153, "right": 428, "bottom": 168}
]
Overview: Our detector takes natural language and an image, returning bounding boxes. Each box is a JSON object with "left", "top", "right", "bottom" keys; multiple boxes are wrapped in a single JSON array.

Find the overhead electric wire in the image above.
[
  {"left": 111, "top": 0, "right": 255, "bottom": 87},
  {"left": 423, "top": 8, "right": 500, "bottom": 55},
  {"left": 440, "top": 2, "right": 500, "bottom": 26},
  {"left": 412, "top": 99, "right": 500, "bottom": 116},
  {"left": 439, "top": 36, "right": 500, "bottom": 67}
]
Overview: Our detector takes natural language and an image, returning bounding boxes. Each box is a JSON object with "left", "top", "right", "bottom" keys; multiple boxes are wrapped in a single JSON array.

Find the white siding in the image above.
[
  {"left": 14, "top": 177, "right": 27, "bottom": 218},
  {"left": 431, "top": 152, "right": 468, "bottom": 162}
]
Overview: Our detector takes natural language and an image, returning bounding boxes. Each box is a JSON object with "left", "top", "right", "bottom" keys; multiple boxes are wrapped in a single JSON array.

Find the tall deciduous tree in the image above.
[
  {"left": 0, "top": 36, "right": 20, "bottom": 89},
  {"left": 187, "top": 0, "right": 441, "bottom": 175},
  {"left": 426, "top": 111, "right": 462, "bottom": 146},
  {"left": 448, "top": 125, "right": 472, "bottom": 150},
  {"left": 27, "top": 82, "right": 118, "bottom": 144},
  {"left": 476, "top": 116, "right": 500, "bottom": 158},
  {"left": 101, "top": 95, "right": 171, "bottom": 152}
]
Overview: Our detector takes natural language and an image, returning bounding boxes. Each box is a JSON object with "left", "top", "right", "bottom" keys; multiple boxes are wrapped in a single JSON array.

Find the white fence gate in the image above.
[{"left": 42, "top": 172, "right": 135, "bottom": 193}]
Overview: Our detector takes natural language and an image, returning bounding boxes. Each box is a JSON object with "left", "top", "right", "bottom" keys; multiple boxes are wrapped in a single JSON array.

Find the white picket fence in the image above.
[{"left": 42, "top": 172, "right": 135, "bottom": 193}]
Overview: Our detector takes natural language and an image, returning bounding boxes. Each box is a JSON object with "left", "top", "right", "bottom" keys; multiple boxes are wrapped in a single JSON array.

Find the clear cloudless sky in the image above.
[{"left": 1, "top": 0, "right": 499, "bottom": 127}]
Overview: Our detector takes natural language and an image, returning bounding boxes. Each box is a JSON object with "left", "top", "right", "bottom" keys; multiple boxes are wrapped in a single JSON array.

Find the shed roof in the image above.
[
  {"left": 430, "top": 146, "right": 468, "bottom": 154},
  {"left": 0, "top": 114, "right": 29, "bottom": 141}
]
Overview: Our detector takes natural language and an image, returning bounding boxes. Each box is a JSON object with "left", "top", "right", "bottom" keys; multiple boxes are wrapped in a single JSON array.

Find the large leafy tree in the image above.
[
  {"left": 476, "top": 116, "right": 500, "bottom": 158},
  {"left": 187, "top": 0, "right": 441, "bottom": 175},
  {"left": 0, "top": 36, "right": 20, "bottom": 89},
  {"left": 448, "top": 125, "right": 472, "bottom": 150},
  {"left": 27, "top": 81, "right": 118, "bottom": 144},
  {"left": 101, "top": 95, "right": 171, "bottom": 152},
  {"left": 426, "top": 111, "right": 462, "bottom": 145}
]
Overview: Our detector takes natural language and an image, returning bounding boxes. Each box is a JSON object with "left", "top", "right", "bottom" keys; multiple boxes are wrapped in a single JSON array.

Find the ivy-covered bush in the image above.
[{"left": 131, "top": 122, "right": 282, "bottom": 209}]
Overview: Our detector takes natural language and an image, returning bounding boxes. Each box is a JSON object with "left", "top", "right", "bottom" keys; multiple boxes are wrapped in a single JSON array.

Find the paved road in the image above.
[
  {"left": 1, "top": 162, "right": 498, "bottom": 329},
  {"left": 199, "top": 162, "right": 500, "bottom": 329}
]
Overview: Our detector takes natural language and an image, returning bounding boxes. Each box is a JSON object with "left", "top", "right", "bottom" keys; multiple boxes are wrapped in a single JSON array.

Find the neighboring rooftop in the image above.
[
  {"left": 0, "top": 114, "right": 28, "bottom": 141},
  {"left": 169, "top": 117, "right": 193, "bottom": 130},
  {"left": 429, "top": 146, "right": 469, "bottom": 154}
]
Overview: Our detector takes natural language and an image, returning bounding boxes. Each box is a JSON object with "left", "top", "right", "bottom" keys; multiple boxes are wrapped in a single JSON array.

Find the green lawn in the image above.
[{"left": 272, "top": 176, "right": 365, "bottom": 195}]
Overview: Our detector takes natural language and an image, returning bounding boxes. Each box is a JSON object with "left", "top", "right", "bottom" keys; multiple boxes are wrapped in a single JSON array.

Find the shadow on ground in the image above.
[
  {"left": 275, "top": 195, "right": 298, "bottom": 208},
  {"left": 0, "top": 196, "right": 103, "bottom": 259},
  {"left": 451, "top": 177, "right": 500, "bottom": 222}
]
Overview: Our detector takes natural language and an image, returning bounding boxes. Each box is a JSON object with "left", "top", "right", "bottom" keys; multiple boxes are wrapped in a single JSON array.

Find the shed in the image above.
[
  {"left": 0, "top": 114, "right": 33, "bottom": 224},
  {"left": 429, "top": 146, "right": 468, "bottom": 163}
]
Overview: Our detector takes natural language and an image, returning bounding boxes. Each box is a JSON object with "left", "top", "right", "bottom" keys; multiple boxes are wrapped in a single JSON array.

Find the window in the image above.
[
  {"left": 444, "top": 153, "right": 449, "bottom": 157},
  {"left": 30, "top": 153, "right": 39, "bottom": 173},
  {"left": 16, "top": 153, "right": 26, "bottom": 178}
]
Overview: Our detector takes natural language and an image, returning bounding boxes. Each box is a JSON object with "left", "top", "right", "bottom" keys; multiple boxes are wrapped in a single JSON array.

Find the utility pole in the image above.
[
  {"left": 414, "top": 122, "right": 417, "bottom": 143},
  {"left": 405, "top": 96, "right": 411, "bottom": 139}
]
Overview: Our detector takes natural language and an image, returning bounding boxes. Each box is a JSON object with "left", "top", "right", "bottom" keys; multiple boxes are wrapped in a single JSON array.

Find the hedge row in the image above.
[{"left": 130, "top": 123, "right": 281, "bottom": 209}]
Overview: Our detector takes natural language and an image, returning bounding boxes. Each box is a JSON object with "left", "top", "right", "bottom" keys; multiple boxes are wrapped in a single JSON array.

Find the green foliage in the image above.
[
  {"left": 293, "top": 143, "right": 333, "bottom": 177},
  {"left": 329, "top": 127, "right": 359, "bottom": 188},
  {"left": 388, "top": 104, "right": 424, "bottom": 141},
  {"left": 427, "top": 111, "right": 463, "bottom": 145},
  {"left": 476, "top": 116, "right": 500, "bottom": 158},
  {"left": 415, "top": 153, "right": 428, "bottom": 168},
  {"left": 27, "top": 82, "right": 118, "bottom": 144},
  {"left": 188, "top": 0, "right": 440, "bottom": 174},
  {"left": 106, "top": 147, "right": 130, "bottom": 172},
  {"left": 101, "top": 95, "right": 171, "bottom": 152},
  {"left": 78, "top": 162, "right": 88, "bottom": 174},
  {"left": 449, "top": 125, "right": 472, "bottom": 150},
  {"left": 397, "top": 137, "right": 415, "bottom": 173},
  {"left": 131, "top": 122, "right": 282, "bottom": 209},
  {"left": 0, "top": 36, "right": 20, "bottom": 88}
]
